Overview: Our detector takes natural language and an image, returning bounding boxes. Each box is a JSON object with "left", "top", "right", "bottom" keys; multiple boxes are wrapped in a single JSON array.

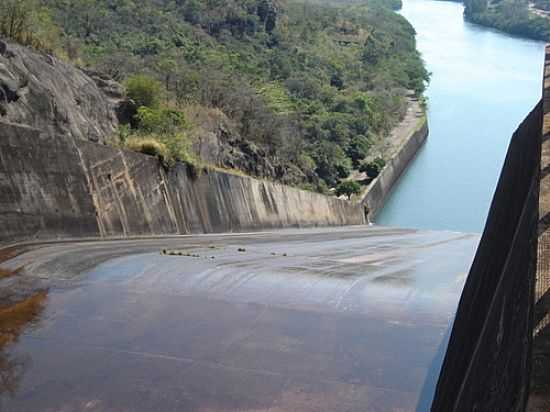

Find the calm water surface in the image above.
[{"left": 376, "top": 0, "right": 545, "bottom": 232}]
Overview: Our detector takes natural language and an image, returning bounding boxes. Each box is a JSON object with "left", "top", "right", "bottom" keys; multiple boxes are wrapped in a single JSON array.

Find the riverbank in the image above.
[
  {"left": 360, "top": 98, "right": 428, "bottom": 219},
  {"left": 463, "top": 0, "right": 550, "bottom": 42},
  {"left": 376, "top": 0, "right": 544, "bottom": 232}
]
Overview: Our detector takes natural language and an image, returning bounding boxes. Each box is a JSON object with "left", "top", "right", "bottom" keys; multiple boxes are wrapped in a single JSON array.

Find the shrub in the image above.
[
  {"left": 135, "top": 107, "right": 187, "bottom": 134},
  {"left": 164, "top": 131, "right": 196, "bottom": 165},
  {"left": 298, "top": 182, "right": 316, "bottom": 192},
  {"left": 313, "top": 142, "right": 353, "bottom": 187},
  {"left": 298, "top": 154, "right": 316, "bottom": 173},
  {"left": 360, "top": 157, "right": 386, "bottom": 179},
  {"left": 330, "top": 73, "right": 344, "bottom": 90},
  {"left": 116, "top": 124, "right": 131, "bottom": 145},
  {"left": 336, "top": 160, "right": 352, "bottom": 179},
  {"left": 125, "top": 75, "right": 162, "bottom": 108},
  {"left": 125, "top": 132, "right": 196, "bottom": 168},
  {"left": 186, "top": 160, "right": 203, "bottom": 180},
  {"left": 121, "top": 101, "right": 195, "bottom": 169},
  {"left": 374, "top": 157, "right": 386, "bottom": 169},
  {"left": 335, "top": 180, "right": 361, "bottom": 200},
  {"left": 347, "top": 135, "right": 371, "bottom": 167},
  {"left": 126, "top": 137, "right": 169, "bottom": 162}
]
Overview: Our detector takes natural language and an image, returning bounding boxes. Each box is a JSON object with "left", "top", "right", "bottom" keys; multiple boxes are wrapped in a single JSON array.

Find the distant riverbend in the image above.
[{"left": 376, "top": 0, "right": 545, "bottom": 233}]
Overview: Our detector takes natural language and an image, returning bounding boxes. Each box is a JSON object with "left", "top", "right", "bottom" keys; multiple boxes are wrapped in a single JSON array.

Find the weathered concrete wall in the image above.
[
  {"left": 431, "top": 102, "right": 542, "bottom": 410},
  {"left": 0, "top": 122, "right": 100, "bottom": 241},
  {"left": 0, "top": 122, "right": 364, "bottom": 244},
  {"left": 362, "top": 117, "right": 428, "bottom": 218}
]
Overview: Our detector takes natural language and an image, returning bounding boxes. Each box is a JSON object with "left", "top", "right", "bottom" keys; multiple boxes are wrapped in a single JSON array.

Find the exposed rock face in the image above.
[
  {"left": 188, "top": 107, "right": 309, "bottom": 185},
  {"left": 0, "top": 40, "right": 307, "bottom": 184},
  {"left": 189, "top": 107, "right": 276, "bottom": 175},
  {"left": 0, "top": 39, "right": 120, "bottom": 143}
]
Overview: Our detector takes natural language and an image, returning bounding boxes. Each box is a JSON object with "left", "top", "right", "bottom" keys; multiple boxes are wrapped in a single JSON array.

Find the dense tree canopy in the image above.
[
  {"left": 464, "top": 0, "right": 550, "bottom": 41},
  {"left": 2, "top": 0, "right": 429, "bottom": 191}
]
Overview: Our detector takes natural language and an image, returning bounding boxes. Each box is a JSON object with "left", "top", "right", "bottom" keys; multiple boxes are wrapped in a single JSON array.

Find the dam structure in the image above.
[{"left": 0, "top": 51, "right": 549, "bottom": 412}]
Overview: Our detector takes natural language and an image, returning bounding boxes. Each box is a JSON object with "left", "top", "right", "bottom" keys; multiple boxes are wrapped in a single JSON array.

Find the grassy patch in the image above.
[
  {"left": 208, "top": 165, "right": 249, "bottom": 178},
  {"left": 126, "top": 137, "right": 170, "bottom": 161},
  {"left": 256, "top": 82, "right": 296, "bottom": 114}
]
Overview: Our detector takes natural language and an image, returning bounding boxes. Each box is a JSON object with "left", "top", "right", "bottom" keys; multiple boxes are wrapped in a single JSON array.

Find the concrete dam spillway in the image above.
[
  {"left": 0, "top": 44, "right": 549, "bottom": 412},
  {"left": 0, "top": 228, "right": 479, "bottom": 412},
  {"left": 0, "top": 119, "right": 472, "bottom": 411}
]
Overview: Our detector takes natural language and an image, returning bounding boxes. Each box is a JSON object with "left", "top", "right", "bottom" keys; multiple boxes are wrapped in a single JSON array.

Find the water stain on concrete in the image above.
[{"left": 0, "top": 290, "right": 48, "bottom": 399}]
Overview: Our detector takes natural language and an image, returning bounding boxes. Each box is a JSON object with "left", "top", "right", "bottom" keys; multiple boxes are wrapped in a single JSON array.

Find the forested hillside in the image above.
[
  {"left": 0, "top": 0, "right": 428, "bottom": 192},
  {"left": 464, "top": 0, "right": 550, "bottom": 41}
]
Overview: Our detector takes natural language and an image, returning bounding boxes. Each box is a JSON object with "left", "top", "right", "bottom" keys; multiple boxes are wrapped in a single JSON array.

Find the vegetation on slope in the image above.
[
  {"left": 0, "top": 1, "right": 60, "bottom": 52},
  {"left": 1, "top": 0, "right": 428, "bottom": 192},
  {"left": 464, "top": 0, "right": 550, "bottom": 41}
]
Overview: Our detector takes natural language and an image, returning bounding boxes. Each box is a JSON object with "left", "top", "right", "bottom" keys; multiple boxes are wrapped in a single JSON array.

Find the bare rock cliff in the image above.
[{"left": 0, "top": 39, "right": 120, "bottom": 143}]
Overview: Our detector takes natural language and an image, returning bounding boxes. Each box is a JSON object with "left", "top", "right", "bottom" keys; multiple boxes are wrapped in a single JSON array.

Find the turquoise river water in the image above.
[{"left": 376, "top": 0, "right": 545, "bottom": 233}]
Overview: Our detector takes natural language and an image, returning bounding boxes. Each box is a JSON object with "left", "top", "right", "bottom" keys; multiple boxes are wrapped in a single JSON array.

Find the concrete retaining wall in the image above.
[
  {"left": 0, "top": 122, "right": 364, "bottom": 244},
  {"left": 362, "top": 117, "right": 428, "bottom": 218}
]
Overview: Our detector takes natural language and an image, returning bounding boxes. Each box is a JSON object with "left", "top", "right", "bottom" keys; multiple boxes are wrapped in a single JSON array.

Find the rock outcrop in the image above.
[
  {"left": 188, "top": 107, "right": 276, "bottom": 175},
  {"left": 0, "top": 40, "right": 308, "bottom": 185},
  {"left": 0, "top": 40, "right": 316, "bottom": 187},
  {"left": 0, "top": 39, "right": 120, "bottom": 143},
  {"left": 188, "top": 107, "right": 312, "bottom": 186}
]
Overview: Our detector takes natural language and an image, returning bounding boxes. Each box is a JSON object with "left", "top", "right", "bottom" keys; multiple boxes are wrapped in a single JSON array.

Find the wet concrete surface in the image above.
[{"left": 0, "top": 226, "right": 479, "bottom": 412}]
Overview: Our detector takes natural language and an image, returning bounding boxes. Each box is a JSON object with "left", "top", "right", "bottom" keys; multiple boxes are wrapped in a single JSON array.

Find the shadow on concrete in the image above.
[
  {"left": 532, "top": 275, "right": 550, "bottom": 411},
  {"left": 534, "top": 288, "right": 550, "bottom": 328},
  {"left": 531, "top": 322, "right": 550, "bottom": 411},
  {"left": 414, "top": 324, "right": 453, "bottom": 412}
]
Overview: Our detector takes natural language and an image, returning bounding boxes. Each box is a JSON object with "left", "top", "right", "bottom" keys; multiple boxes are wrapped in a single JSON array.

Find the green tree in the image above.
[
  {"left": 183, "top": 0, "right": 203, "bottom": 24},
  {"left": 135, "top": 107, "right": 187, "bottom": 134},
  {"left": 464, "top": 0, "right": 488, "bottom": 15},
  {"left": 125, "top": 75, "right": 162, "bottom": 108},
  {"left": 313, "top": 141, "right": 352, "bottom": 187},
  {"left": 363, "top": 31, "right": 389, "bottom": 65},
  {"left": 347, "top": 135, "right": 371, "bottom": 167},
  {"left": 124, "top": 106, "right": 192, "bottom": 167},
  {"left": 360, "top": 157, "right": 386, "bottom": 179},
  {"left": 335, "top": 181, "right": 361, "bottom": 200}
]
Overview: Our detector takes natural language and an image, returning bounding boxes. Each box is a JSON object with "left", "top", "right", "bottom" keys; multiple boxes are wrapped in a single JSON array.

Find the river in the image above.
[{"left": 376, "top": 0, "right": 545, "bottom": 233}]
